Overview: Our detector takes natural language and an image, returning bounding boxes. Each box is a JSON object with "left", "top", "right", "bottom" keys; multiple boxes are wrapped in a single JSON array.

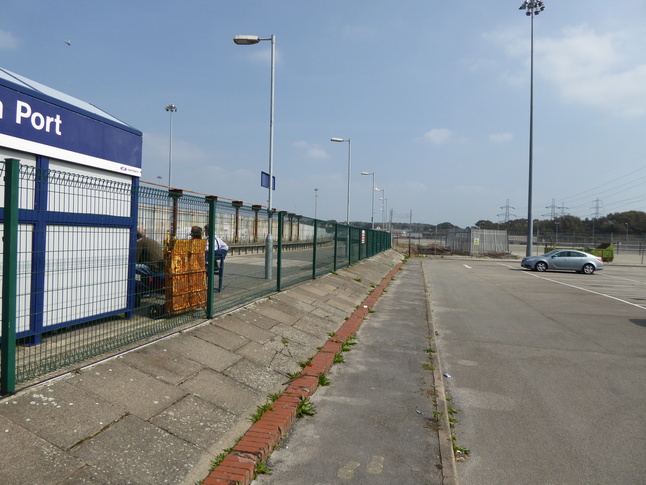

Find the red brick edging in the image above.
[{"left": 203, "top": 262, "right": 404, "bottom": 484}]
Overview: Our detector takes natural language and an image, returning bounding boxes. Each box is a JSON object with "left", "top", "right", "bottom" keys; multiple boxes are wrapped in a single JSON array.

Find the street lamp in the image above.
[
  {"left": 330, "top": 137, "right": 352, "bottom": 225},
  {"left": 518, "top": 0, "right": 546, "bottom": 257},
  {"left": 234, "top": 34, "right": 276, "bottom": 280},
  {"left": 165, "top": 104, "right": 177, "bottom": 188},
  {"left": 375, "top": 187, "right": 385, "bottom": 227},
  {"left": 361, "top": 172, "right": 375, "bottom": 229}
]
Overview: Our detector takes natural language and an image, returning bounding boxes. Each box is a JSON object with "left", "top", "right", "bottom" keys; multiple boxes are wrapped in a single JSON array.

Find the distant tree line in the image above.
[
  {"left": 351, "top": 210, "right": 646, "bottom": 235},
  {"left": 473, "top": 210, "right": 646, "bottom": 235}
]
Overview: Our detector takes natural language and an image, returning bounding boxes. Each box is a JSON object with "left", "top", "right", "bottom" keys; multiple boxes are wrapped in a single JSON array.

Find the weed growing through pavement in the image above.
[
  {"left": 334, "top": 352, "right": 345, "bottom": 363},
  {"left": 208, "top": 452, "right": 227, "bottom": 472},
  {"left": 341, "top": 341, "right": 354, "bottom": 352},
  {"left": 254, "top": 460, "right": 271, "bottom": 478},
  {"left": 295, "top": 396, "right": 317, "bottom": 418},
  {"left": 425, "top": 347, "right": 437, "bottom": 354},
  {"left": 445, "top": 397, "right": 470, "bottom": 459},
  {"left": 298, "top": 357, "right": 313, "bottom": 368},
  {"left": 423, "top": 362, "right": 436, "bottom": 371},
  {"left": 318, "top": 373, "right": 331, "bottom": 386},
  {"left": 354, "top": 277, "right": 362, "bottom": 282},
  {"left": 268, "top": 392, "right": 281, "bottom": 402},
  {"left": 249, "top": 402, "right": 274, "bottom": 423},
  {"left": 286, "top": 370, "right": 300, "bottom": 380}
]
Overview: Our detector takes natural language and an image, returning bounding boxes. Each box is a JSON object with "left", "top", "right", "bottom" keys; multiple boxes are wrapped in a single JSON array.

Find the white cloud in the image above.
[
  {"left": 424, "top": 128, "right": 452, "bottom": 144},
  {"left": 496, "top": 24, "right": 646, "bottom": 117},
  {"left": 489, "top": 133, "right": 513, "bottom": 143},
  {"left": 293, "top": 140, "right": 330, "bottom": 160},
  {"left": 0, "top": 30, "right": 18, "bottom": 49}
]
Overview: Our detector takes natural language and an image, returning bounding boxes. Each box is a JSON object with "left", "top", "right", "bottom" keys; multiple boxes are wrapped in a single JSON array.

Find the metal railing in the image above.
[{"left": 1, "top": 159, "right": 391, "bottom": 393}]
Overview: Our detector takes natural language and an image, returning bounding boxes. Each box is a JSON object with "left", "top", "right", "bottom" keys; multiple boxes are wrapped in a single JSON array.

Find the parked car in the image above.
[{"left": 521, "top": 250, "right": 604, "bottom": 274}]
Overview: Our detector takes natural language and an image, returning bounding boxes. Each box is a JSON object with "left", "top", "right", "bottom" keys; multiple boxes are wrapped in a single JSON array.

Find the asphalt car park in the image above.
[
  {"left": 426, "top": 257, "right": 646, "bottom": 484},
  {"left": 508, "top": 261, "right": 646, "bottom": 310}
]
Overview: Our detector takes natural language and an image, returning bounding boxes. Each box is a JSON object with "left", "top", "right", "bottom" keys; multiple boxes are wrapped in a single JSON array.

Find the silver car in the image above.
[{"left": 521, "top": 249, "right": 604, "bottom": 274}]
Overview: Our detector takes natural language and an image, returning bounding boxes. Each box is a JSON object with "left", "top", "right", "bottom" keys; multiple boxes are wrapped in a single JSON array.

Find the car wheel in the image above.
[
  {"left": 535, "top": 261, "right": 548, "bottom": 272},
  {"left": 582, "top": 263, "right": 595, "bottom": 275}
]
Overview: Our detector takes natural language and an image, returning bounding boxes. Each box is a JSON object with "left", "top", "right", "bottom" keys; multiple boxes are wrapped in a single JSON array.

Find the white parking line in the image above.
[
  {"left": 525, "top": 272, "right": 646, "bottom": 310},
  {"left": 604, "top": 274, "right": 646, "bottom": 285},
  {"left": 463, "top": 264, "right": 472, "bottom": 269}
]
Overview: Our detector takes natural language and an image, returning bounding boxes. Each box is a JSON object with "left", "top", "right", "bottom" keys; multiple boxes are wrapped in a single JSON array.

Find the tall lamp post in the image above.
[
  {"left": 165, "top": 104, "right": 177, "bottom": 188},
  {"left": 234, "top": 34, "right": 276, "bottom": 280},
  {"left": 314, "top": 188, "right": 319, "bottom": 219},
  {"left": 330, "top": 138, "right": 352, "bottom": 225},
  {"left": 518, "top": 0, "right": 546, "bottom": 257},
  {"left": 375, "top": 187, "right": 385, "bottom": 227},
  {"left": 361, "top": 171, "right": 375, "bottom": 229}
]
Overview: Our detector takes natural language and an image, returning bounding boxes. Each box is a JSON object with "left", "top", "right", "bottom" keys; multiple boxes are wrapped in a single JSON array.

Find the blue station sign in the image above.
[{"left": 0, "top": 69, "right": 142, "bottom": 176}]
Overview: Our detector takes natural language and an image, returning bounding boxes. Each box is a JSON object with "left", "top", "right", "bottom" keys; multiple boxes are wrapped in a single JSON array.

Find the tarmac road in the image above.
[{"left": 426, "top": 258, "right": 646, "bottom": 484}]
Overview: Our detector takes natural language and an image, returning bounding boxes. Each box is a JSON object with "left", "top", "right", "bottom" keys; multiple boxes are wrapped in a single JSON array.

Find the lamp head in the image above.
[
  {"left": 330, "top": 137, "right": 346, "bottom": 143},
  {"left": 233, "top": 35, "right": 261, "bottom": 45}
]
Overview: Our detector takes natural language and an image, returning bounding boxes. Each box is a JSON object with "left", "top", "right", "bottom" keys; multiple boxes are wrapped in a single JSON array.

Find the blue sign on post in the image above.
[{"left": 261, "top": 171, "right": 275, "bottom": 190}]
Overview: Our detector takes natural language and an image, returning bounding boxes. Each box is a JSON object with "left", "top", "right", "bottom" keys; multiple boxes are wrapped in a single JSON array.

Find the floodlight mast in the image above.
[{"left": 518, "top": 0, "right": 546, "bottom": 257}]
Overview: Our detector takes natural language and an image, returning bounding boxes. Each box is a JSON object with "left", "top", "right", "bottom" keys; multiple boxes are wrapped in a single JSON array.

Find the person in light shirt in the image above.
[{"left": 204, "top": 224, "right": 229, "bottom": 269}]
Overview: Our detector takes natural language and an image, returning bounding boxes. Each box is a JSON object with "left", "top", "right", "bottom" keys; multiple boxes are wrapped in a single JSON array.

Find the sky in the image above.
[{"left": 2, "top": 1, "right": 645, "bottom": 228}]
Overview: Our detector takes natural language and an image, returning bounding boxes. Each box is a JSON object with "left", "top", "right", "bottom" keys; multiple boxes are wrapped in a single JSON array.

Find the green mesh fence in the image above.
[{"left": 1, "top": 161, "right": 391, "bottom": 392}]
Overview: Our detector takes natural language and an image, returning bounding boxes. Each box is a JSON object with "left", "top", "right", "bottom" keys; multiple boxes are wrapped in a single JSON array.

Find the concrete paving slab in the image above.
[
  {"left": 0, "top": 381, "right": 123, "bottom": 450},
  {"left": 236, "top": 340, "right": 277, "bottom": 365},
  {"left": 234, "top": 307, "right": 283, "bottom": 331},
  {"left": 150, "top": 394, "right": 236, "bottom": 450},
  {"left": 0, "top": 414, "right": 85, "bottom": 485},
  {"left": 67, "top": 360, "right": 187, "bottom": 420},
  {"left": 119, "top": 344, "right": 204, "bottom": 386},
  {"left": 179, "top": 368, "right": 262, "bottom": 415},
  {"left": 281, "top": 287, "right": 318, "bottom": 305},
  {"left": 192, "top": 323, "right": 250, "bottom": 351},
  {"left": 325, "top": 295, "right": 361, "bottom": 312},
  {"left": 254, "top": 304, "right": 300, "bottom": 325},
  {"left": 291, "top": 312, "right": 340, "bottom": 335},
  {"left": 158, "top": 332, "right": 242, "bottom": 372},
  {"left": 56, "top": 465, "right": 117, "bottom": 485},
  {"left": 268, "top": 351, "right": 300, "bottom": 376},
  {"left": 215, "top": 315, "right": 275, "bottom": 343},
  {"left": 223, "top": 359, "right": 287, "bottom": 393},
  {"left": 309, "top": 308, "right": 342, "bottom": 322},
  {"left": 265, "top": 294, "right": 317, "bottom": 315},
  {"left": 71, "top": 414, "right": 201, "bottom": 485}
]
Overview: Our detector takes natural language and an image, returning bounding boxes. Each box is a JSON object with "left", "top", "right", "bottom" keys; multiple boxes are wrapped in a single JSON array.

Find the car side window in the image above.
[
  {"left": 571, "top": 251, "right": 584, "bottom": 257},
  {"left": 555, "top": 251, "right": 568, "bottom": 257}
]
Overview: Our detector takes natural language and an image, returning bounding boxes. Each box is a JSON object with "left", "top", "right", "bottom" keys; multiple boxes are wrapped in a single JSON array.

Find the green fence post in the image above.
[
  {"left": 1, "top": 159, "right": 20, "bottom": 395},
  {"left": 277, "top": 211, "right": 283, "bottom": 292},
  {"left": 333, "top": 223, "right": 339, "bottom": 271},
  {"left": 312, "top": 219, "right": 318, "bottom": 279},
  {"left": 348, "top": 227, "right": 353, "bottom": 266},
  {"left": 205, "top": 196, "right": 217, "bottom": 318}
]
